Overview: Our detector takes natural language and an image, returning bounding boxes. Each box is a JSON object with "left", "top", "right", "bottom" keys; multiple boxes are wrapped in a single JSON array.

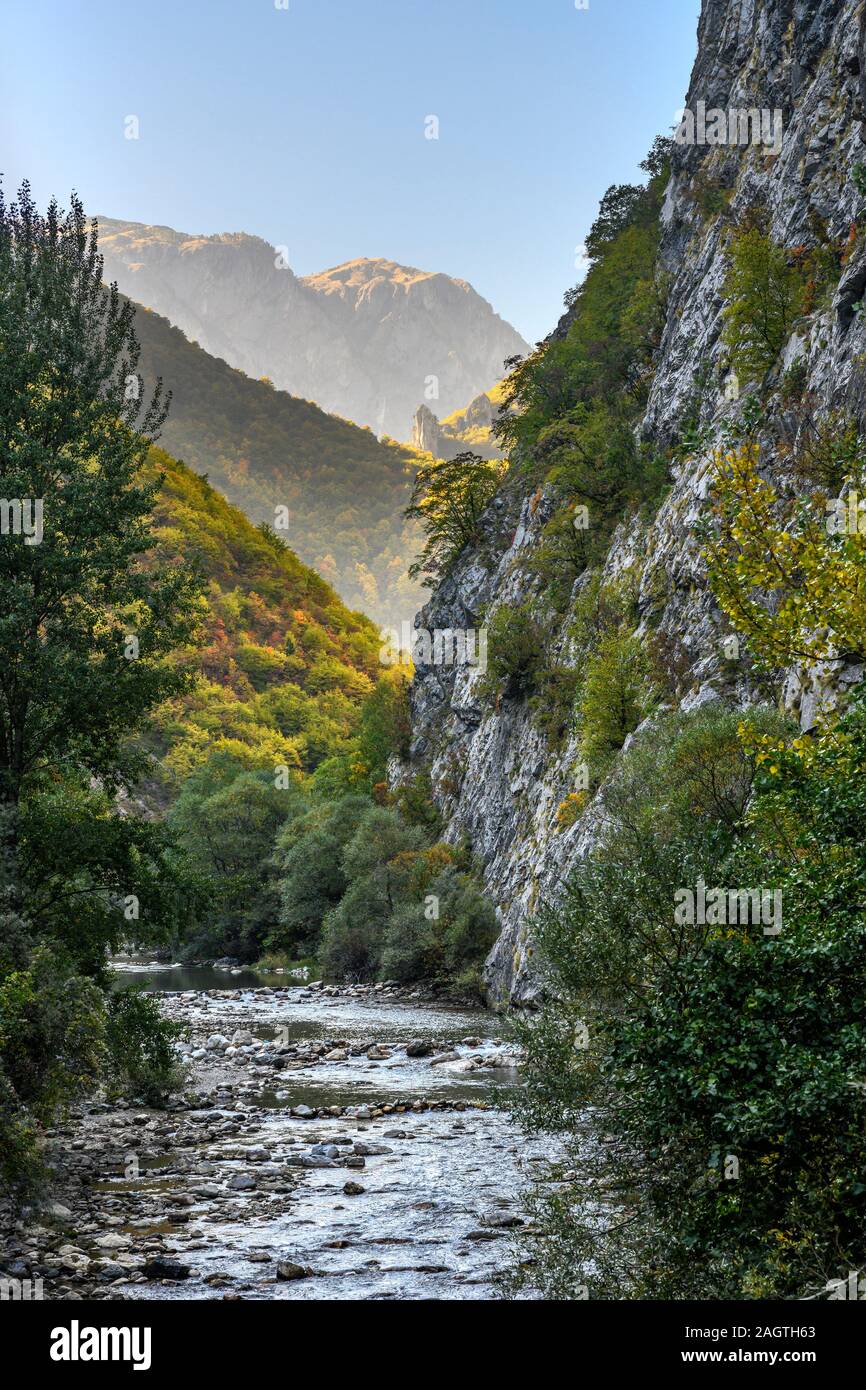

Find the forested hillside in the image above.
[{"left": 139, "top": 445, "right": 382, "bottom": 792}]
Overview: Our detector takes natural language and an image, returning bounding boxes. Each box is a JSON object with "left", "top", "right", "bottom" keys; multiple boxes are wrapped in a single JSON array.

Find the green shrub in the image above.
[
  {"left": 578, "top": 629, "right": 658, "bottom": 772},
  {"left": 0, "top": 943, "right": 105, "bottom": 1198},
  {"left": 508, "top": 699, "right": 866, "bottom": 1301},
  {"left": 105, "top": 989, "right": 186, "bottom": 1106},
  {"left": 483, "top": 602, "right": 546, "bottom": 697},
  {"left": 722, "top": 227, "right": 804, "bottom": 381}
]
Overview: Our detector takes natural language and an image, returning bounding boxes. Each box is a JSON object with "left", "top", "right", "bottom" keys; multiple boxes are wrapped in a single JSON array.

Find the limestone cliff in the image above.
[
  {"left": 398, "top": 0, "right": 866, "bottom": 1008},
  {"left": 410, "top": 391, "right": 505, "bottom": 461}
]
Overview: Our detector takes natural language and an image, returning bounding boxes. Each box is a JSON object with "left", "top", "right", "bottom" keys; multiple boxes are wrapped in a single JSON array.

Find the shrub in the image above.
[
  {"left": 509, "top": 699, "right": 866, "bottom": 1302},
  {"left": 0, "top": 943, "right": 105, "bottom": 1198},
  {"left": 722, "top": 227, "right": 804, "bottom": 381},
  {"left": 105, "top": 989, "right": 186, "bottom": 1106},
  {"left": 578, "top": 630, "right": 658, "bottom": 771},
  {"left": 483, "top": 602, "right": 546, "bottom": 697}
]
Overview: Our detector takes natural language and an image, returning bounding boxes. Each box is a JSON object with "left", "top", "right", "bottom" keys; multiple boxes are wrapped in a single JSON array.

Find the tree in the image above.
[
  {"left": 704, "top": 442, "right": 866, "bottom": 670},
  {"left": 270, "top": 795, "right": 370, "bottom": 957},
  {"left": 722, "top": 228, "right": 803, "bottom": 381},
  {"left": 170, "top": 757, "right": 305, "bottom": 960},
  {"left": 358, "top": 670, "right": 411, "bottom": 784},
  {"left": 0, "top": 182, "right": 201, "bottom": 940},
  {"left": 405, "top": 451, "right": 503, "bottom": 580},
  {"left": 0, "top": 182, "right": 201, "bottom": 1192}
]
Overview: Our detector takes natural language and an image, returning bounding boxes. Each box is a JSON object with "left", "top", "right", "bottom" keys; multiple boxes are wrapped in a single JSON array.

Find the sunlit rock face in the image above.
[{"left": 396, "top": 0, "right": 866, "bottom": 1008}]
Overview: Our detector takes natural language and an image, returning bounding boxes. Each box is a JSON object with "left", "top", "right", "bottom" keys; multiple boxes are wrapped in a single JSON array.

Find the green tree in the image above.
[
  {"left": 405, "top": 451, "right": 503, "bottom": 581},
  {"left": 722, "top": 227, "right": 803, "bottom": 381},
  {"left": 0, "top": 183, "right": 201, "bottom": 1192},
  {"left": 358, "top": 669, "right": 411, "bottom": 785},
  {"left": 170, "top": 757, "right": 306, "bottom": 959},
  {"left": 0, "top": 182, "right": 200, "bottom": 937},
  {"left": 270, "top": 795, "right": 370, "bottom": 957}
]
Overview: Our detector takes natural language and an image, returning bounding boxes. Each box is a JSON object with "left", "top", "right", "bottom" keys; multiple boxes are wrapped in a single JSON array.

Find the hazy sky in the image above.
[{"left": 1, "top": 0, "right": 701, "bottom": 343}]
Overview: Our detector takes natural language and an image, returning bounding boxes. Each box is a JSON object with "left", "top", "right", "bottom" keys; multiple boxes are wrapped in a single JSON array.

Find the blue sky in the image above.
[{"left": 1, "top": 0, "right": 701, "bottom": 343}]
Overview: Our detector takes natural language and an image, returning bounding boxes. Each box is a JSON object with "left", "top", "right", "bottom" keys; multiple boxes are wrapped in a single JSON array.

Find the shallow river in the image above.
[{"left": 101, "top": 965, "right": 549, "bottom": 1301}]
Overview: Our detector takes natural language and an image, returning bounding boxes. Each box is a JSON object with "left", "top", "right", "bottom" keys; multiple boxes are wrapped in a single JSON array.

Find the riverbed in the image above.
[{"left": 7, "top": 965, "right": 554, "bottom": 1301}]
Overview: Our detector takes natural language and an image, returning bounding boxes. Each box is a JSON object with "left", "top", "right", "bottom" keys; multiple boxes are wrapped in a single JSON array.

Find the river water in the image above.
[{"left": 98, "top": 964, "right": 550, "bottom": 1301}]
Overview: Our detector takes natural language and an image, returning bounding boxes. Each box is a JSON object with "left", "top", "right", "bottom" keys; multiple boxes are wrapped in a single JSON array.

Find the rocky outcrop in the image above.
[
  {"left": 98, "top": 221, "right": 528, "bottom": 441},
  {"left": 398, "top": 0, "right": 866, "bottom": 1008},
  {"left": 410, "top": 392, "right": 504, "bottom": 460}
]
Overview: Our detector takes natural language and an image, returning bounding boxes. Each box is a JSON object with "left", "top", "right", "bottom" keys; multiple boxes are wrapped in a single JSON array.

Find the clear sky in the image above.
[{"left": 1, "top": 0, "right": 701, "bottom": 344}]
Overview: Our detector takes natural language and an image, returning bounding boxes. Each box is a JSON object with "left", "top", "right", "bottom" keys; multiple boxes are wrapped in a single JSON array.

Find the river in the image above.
[{"left": 38, "top": 963, "right": 552, "bottom": 1301}]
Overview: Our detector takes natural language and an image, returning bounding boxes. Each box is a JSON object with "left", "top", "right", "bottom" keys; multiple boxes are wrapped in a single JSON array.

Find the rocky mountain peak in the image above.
[{"left": 98, "top": 219, "right": 528, "bottom": 440}]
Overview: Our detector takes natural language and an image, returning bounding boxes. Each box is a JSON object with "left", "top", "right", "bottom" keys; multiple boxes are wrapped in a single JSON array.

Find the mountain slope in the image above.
[
  {"left": 142, "top": 445, "right": 382, "bottom": 794},
  {"left": 131, "top": 301, "right": 426, "bottom": 628},
  {"left": 100, "top": 218, "right": 529, "bottom": 440}
]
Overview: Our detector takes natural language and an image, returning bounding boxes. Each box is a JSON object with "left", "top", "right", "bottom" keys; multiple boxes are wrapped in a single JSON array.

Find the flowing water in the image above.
[{"left": 99, "top": 964, "right": 550, "bottom": 1301}]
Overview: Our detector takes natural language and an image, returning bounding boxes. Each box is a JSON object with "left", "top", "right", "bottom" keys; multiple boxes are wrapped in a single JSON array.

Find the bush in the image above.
[
  {"left": 379, "top": 867, "right": 498, "bottom": 988},
  {"left": 578, "top": 629, "right": 658, "bottom": 773},
  {"left": 483, "top": 602, "right": 546, "bottom": 697},
  {"left": 105, "top": 989, "right": 186, "bottom": 1106},
  {"left": 722, "top": 227, "right": 804, "bottom": 381},
  {"left": 0, "top": 943, "right": 105, "bottom": 1198},
  {"left": 510, "top": 703, "right": 810, "bottom": 1299}
]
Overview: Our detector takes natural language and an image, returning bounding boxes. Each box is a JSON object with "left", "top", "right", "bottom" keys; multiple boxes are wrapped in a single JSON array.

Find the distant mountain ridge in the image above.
[
  {"left": 99, "top": 218, "right": 529, "bottom": 440},
  {"left": 130, "top": 299, "right": 428, "bottom": 629}
]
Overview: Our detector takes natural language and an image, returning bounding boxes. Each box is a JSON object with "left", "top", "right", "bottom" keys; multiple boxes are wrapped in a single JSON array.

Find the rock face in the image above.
[
  {"left": 397, "top": 0, "right": 866, "bottom": 1008},
  {"left": 98, "top": 221, "right": 528, "bottom": 441},
  {"left": 410, "top": 392, "right": 504, "bottom": 460}
]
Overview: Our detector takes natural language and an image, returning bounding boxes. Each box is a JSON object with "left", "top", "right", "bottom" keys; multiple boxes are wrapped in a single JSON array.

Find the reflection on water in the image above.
[{"left": 110, "top": 962, "right": 288, "bottom": 993}]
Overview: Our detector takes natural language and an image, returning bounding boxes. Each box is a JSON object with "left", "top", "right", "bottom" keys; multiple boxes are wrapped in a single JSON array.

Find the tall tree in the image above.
[{"left": 0, "top": 181, "right": 201, "bottom": 957}]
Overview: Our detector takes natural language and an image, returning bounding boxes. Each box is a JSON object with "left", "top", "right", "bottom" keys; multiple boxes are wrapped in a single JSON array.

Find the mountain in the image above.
[
  {"left": 397, "top": 0, "right": 866, "bottom": 1007},
  {"left": 99, "top": 219, "right": 529, "bottom": 441},
  {"left": 130, "top": 299, "right": 427, "bottom": 629}
]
